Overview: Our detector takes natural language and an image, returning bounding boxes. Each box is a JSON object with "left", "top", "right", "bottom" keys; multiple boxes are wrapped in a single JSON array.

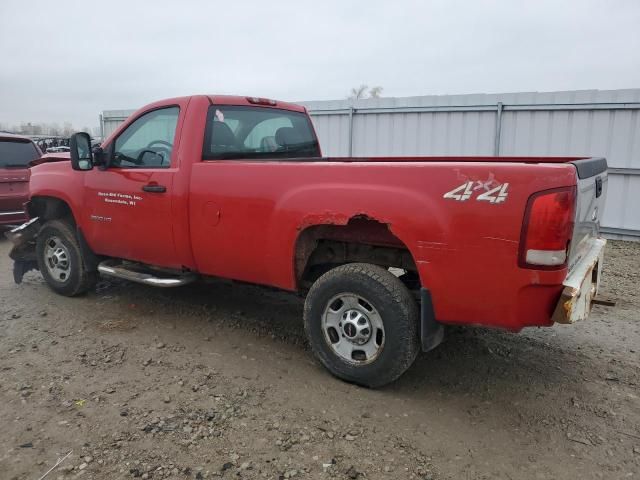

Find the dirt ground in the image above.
[{"left": 0, "top": 237, "right": 638, "bottom": 480}]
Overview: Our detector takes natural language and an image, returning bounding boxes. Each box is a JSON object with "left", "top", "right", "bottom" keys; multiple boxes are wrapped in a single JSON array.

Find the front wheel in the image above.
[
  {"left": 303, "top": 263, "right": 420, "bottom": 388},
  {"left": 36, "top": 219, "right": 96, "bottom": 296}
]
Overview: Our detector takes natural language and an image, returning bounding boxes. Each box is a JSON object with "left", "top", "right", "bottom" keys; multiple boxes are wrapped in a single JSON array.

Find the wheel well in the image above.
[
  {"left": 29, "top": 196, "right": 74, "bottom": 224},
  {"left": 295, "top": 217, "right": 419, "bottom": 290},
  {"left": 28, "top": 196, "right": 101, "bottom": 272}
]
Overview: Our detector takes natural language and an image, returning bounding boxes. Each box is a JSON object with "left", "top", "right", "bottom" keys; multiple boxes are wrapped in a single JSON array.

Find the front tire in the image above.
[
  {"left": 36, "top": 219, "right": 96, "bottom": 296},
  {"left": 304, "top": 263, "right": 420, "bottom": 388}
]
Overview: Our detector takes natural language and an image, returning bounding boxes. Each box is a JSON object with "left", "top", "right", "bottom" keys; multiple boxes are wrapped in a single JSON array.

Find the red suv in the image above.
[{"left": 0, "top": 133, "right": 41, "bottom": 227}]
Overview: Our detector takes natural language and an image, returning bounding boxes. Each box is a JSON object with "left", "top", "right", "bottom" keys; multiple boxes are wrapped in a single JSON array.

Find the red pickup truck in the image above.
[{"left": 7, "top": 95, "right": 608, "bottom": 387}]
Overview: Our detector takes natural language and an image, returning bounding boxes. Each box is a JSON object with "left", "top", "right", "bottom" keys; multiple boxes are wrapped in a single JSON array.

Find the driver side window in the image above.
[{"left": 112, "top": 107, "right": 179, "bottom": 169}]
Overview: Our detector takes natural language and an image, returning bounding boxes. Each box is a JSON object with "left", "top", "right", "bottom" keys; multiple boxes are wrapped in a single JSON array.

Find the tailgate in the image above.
[
  {"left": 552, "top": 157, "right": 607, "bottom": 324},
  {"left": 567, "top": 157, "right": 608, "bottom": 273}
]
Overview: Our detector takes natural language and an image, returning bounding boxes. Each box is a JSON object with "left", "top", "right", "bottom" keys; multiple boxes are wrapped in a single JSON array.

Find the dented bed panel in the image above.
[{"left": 552, "top": 238, "right": 606, "bottom": 324}]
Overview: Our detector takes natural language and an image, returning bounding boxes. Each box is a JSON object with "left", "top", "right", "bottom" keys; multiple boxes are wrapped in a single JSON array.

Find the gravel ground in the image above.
[{"left": 0, "top": 237, "right": 638, "bottom": 480}]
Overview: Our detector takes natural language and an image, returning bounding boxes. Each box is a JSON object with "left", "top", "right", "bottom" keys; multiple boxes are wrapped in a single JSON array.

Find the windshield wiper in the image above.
[{"left": 1, "top": 163, "right": 30, "bottom": 168}]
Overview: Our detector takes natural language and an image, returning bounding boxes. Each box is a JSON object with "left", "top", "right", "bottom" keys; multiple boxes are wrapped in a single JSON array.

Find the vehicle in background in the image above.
[
  {"left": 6, "top": 95, "right": 608, "bottom": 387},
  {"left": 0, "top": 133, "right": 41, "bottom": 227},
  {"left": 46, "top": 146, "right": 71, "bottom": 154}
]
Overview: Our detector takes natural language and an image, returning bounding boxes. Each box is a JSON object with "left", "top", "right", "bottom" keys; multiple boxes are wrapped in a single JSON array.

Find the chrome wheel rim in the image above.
[
  {"left": 322, "top": 293, "right": 385, "bottom": 364},
  {"left": 44, "top": 236, "right": 71, "bottom": 282}
]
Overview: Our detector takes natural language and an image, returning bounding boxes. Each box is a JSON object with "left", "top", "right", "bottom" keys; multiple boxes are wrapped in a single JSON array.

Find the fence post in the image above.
[
  {"left": 494, "top": 102, "right": 503, "bottom": 156},
  {"left": 347, "top": 106, "right": 355, "bottom": 156}
]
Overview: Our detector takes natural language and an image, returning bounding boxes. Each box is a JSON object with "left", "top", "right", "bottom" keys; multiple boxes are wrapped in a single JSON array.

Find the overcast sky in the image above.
[{"left": 1, "top": 0, "right": 639, "bottom": 128}]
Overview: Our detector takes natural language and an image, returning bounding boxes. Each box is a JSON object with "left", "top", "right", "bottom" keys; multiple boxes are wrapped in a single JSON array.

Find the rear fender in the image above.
[{"left": 274, "top": 183, "right": 447, "bottom": 289}]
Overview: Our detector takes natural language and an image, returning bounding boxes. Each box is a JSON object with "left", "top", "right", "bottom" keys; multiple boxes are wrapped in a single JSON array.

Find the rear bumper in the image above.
[{"left": 552, "top": 238, "right": 606, "bottom": 324}]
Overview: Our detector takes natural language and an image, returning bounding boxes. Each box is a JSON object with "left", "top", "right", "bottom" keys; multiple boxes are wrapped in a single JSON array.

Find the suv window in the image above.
[
  {"left": 112, "top": 107, "right": 179, "bottom": 168},
  {"left": 0, "top": 139, "right": 40, "bottom": 167},
  {"left": 203, "top": 106, "right": 320, "bottom": 160}
]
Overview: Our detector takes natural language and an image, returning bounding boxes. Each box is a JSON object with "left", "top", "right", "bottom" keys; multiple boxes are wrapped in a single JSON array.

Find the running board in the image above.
[{"left": 97, "top": 259, "right": 197, "bottom": 287}]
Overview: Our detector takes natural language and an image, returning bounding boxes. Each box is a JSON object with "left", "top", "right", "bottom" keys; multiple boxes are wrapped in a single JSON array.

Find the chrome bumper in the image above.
[{"left": 552, "top": 238, "right": 606, "bottom": 324}]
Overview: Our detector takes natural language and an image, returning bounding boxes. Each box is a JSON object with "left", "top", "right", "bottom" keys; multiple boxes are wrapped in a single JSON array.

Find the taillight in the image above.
[{"left": 519, "top": 186, "right": 576, "bottom": 268}]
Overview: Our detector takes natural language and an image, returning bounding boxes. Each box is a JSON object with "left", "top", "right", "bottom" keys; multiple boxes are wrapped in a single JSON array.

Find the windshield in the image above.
[
  {"left": 203, "top": 105, "right": 320, "bottom": 160},
  {"left": 0, "top": 139, "right": 40, "bottom": 167}
]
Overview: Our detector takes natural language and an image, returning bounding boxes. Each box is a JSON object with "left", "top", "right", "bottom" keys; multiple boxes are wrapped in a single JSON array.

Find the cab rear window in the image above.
[
  {"left": 202, "top": 106, "right": 320, "bottom": 160},
  {"left": 0, "top": 139, "right": 40, "bottom": 167}
]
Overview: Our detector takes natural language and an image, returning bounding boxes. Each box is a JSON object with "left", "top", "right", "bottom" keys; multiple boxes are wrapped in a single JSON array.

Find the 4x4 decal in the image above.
[{"left": 443, "top": 181, "right": 509, "bottom": 204}]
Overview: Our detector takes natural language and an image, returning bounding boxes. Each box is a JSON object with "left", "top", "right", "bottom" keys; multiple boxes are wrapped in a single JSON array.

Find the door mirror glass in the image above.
[{"left": 70, "top": 132, "right": 93, "bottom": 171}]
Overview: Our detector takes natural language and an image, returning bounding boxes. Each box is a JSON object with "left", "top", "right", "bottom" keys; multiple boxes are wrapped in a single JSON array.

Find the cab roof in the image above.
[{"left": 136, "top": 95, "right": 307, "bottom": 114}]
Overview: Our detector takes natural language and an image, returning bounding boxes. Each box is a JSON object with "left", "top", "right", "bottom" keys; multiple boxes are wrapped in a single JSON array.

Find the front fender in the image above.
[{"left": 29, "top": 163, "right": 85, "bottom": 223}]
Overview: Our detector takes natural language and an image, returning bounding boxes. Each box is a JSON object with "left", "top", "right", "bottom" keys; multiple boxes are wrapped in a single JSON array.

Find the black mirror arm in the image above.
[
  {"left": 92, "top": 146, "right": 105, "bottom": 166},
  {"left": 97, "top": 145, "right": 116, "bottom": 170}
]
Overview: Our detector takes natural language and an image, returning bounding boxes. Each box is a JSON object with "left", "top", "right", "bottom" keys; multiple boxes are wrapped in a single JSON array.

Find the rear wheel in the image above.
[
  {"left": 36, "top": 219, "right": 96, "bottom": 296},
  {"left": 304, "top": 263, "right": 420, "bottom": 387}
]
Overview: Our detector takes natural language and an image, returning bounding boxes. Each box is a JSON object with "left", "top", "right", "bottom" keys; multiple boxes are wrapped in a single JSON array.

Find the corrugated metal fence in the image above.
[
  {"left": 101, "top": 110, "right": 132, "bottom": 138},
  {"left": 102, "top": 89, "right": 640, "bottom": 239}
]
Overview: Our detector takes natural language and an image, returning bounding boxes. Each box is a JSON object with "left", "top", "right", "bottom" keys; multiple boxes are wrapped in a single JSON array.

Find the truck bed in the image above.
[{"left": 186, "top": 155, "right": 605, "bottom": 331}]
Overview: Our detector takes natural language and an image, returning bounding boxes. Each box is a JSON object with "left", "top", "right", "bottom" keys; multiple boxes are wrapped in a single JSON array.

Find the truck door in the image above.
[{"left": 82, "top": 106, "right": 182, "bottom": 267}]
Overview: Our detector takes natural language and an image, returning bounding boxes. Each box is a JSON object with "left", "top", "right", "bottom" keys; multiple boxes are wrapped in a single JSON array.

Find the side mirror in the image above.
[{"left": 70, "top": 132, "right": 93, "bottom": 171}]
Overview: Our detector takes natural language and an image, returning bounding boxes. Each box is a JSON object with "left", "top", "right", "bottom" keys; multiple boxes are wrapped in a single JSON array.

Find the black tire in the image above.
[
  {"left": 36, "top": 219, "right": 96, "bottom": 296},
  {"left": 304, "top": 263, "right": 420, "bottom": 388}
]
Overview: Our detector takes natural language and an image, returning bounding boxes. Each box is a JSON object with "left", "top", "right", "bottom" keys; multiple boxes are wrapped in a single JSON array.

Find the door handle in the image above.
[{"left": 142, "top": 184, "right": 166, "bottom": 193}]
